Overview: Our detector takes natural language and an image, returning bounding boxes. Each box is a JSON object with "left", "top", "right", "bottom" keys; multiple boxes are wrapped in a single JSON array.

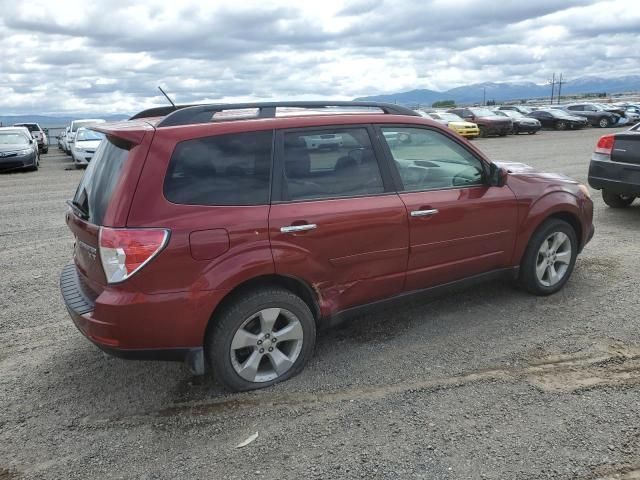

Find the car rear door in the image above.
[
  {"left": 269, "top": 125, "right": 409, "bottom": 314},
  {"left": 375, "top": 124, "right": 518, "bottom": 291}
]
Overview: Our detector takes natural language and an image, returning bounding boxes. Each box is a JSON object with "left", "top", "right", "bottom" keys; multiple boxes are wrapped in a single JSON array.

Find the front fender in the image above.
[{"left": 511, "top": 190, "right": 582, "bottom": 265}]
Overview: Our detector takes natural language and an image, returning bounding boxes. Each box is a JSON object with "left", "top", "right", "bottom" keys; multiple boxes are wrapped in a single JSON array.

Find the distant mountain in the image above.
[
  {"left": 0, "top": 114, "right": 128, "bottom": 128},
  {"left": 355, "top": 75, "right": 640, "bottom": 106}
]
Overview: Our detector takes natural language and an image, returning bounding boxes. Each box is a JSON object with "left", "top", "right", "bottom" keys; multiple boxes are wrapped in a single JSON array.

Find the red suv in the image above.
[{"left": 61, "top": 101, "right": 594, "bottom": 391}]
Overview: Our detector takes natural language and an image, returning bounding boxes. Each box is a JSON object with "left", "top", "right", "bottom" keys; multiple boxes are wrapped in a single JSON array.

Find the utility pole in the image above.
[
  {"left": 482, "top": 87, "right": 486, "bottom": 106},
  {"left": 557, "top": 73, "right": 564, "bottom": 104},
  {"left": 550, "top": 73, "right": 556, "bottom": 104}
]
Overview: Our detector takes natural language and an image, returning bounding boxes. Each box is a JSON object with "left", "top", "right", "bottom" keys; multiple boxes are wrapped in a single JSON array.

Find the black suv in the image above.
[{"left": 562, "top": 104, "right": 620, "bottom": 128}]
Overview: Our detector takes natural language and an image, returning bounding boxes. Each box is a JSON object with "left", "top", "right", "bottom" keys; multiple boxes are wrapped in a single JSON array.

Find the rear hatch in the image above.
[
  {"left": 66, "top": 121, "right": 154, "bottom": 294},
  {"left": 611, "top": 131, "right": 640, "bottom": 165}
]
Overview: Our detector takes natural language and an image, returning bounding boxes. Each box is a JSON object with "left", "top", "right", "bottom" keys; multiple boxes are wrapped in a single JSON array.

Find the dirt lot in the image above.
[{"left": 1, "top": 128, "right": 639, "bottom": 480}]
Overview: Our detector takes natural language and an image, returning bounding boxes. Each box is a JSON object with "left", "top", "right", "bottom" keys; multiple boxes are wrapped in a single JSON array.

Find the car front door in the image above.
[
  {"left": 376, "top": 125, "right": 518, "bottom": 291},
  {"left": 269, "top": 126, "right": 409, "bottom": 315}
]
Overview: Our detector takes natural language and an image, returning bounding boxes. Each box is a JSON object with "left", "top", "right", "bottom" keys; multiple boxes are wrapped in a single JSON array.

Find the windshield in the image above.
[
  {"left": 14, "top": 124, "right": 39, "bottom": 132},
  {"left": 547, "top": 109, "right": 573, "bottom": 118},
  {"left": 437, "top": 112, "right": 464, "bottom": 122},
  {"left": 0, "top": 133, "right": 29, "bottom": 145},
  {"left": 76, "top": 129, "right": 105, "bottom": 142},
  {"left": 469, "top": 108, "right": 497, "bottom": 117}
]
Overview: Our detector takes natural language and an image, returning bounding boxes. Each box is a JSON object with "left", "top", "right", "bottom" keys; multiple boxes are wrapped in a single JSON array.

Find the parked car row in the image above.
[{"left": 414, "top": 102, "right": 640, "bottom": 139}]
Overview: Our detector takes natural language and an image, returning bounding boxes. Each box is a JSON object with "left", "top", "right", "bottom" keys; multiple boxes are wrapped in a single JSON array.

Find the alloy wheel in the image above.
[
  {"left": 535, "top": 232, "right": 572, "bottom": 287},
  {"left": 230, "top": 307, "right": 304, "bottom": 383}
]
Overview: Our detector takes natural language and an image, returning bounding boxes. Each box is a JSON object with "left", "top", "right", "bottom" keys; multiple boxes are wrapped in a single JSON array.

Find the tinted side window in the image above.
[
  {"left": 164, "top": 131, "right": 273, "bottom": 206},
  {"left": 381, "top": 127, "right": 484, "bottom": 191},
  {"left": 281, "top": 128, "right": 384, "bottom": 201}
]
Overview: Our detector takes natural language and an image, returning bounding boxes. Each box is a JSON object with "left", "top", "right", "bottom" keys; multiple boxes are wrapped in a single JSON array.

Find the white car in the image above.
[
  {"left": 71, "top": 127, "right": 104, "bottom": 168},
  {"left": 303, "top": 133, "right": 343, "bottom": 150},
  {"left": 64, "top": 118, "right": 105, "bottom": 155}
]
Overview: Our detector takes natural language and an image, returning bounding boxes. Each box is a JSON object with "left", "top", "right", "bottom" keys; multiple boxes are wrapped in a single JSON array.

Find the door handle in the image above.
[
  {"left": 280, "top": 224, "right": 317, "bottom": 233},
  {"left": 410, "top": 209, "right": 439, "bottom": 217}
]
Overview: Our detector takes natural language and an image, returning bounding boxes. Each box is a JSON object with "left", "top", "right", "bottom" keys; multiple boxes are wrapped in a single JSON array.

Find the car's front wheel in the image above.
[
  {"left": 602, "top": 190, "right": 636, "bottom": 208},
  {"left": 206, "top": 287, "right": 316, "bottom": 391},
  {"left": 555, "top": 120, "right": 567, "bottom": 130},
  {"left": 519, "top": 219, "right": 578, "bottom": 296}
]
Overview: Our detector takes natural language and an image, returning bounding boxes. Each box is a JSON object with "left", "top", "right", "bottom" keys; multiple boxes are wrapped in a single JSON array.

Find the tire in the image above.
[
  {"left": 519, "top": 219, "right": 578, "bottom": 296},
  {"left": 478, "top": 126, "right": 487, "bottom": 138},
  {"left": 602, "top": 190, "right": 635, "bottom": 208},
  {"left": 598, "top": 117, "right": 610, "bottom": 128},
  {"left": 555, "top": 120, "right": 567, "bottom": 130},
  {"left": 206, "top": 287, "right": 316, "bottom": 391},
  {"left": 43, "top": 146, "right": 48, "bottom": 154}
]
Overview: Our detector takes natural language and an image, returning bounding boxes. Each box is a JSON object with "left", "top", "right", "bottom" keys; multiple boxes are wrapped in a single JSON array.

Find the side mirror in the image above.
[{"left": 488, "top": 164, "right": 508, "bottom": 187}]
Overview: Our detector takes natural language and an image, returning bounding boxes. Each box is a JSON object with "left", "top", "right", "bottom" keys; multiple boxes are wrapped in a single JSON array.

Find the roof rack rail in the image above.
[{"left": 141, "top": 101, "right": 418, "bottom": 127}]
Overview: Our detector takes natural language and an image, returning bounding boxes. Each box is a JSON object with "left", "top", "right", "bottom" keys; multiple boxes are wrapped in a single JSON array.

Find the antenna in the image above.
[{"left": 157, "top": 86, "right": 176, "bottom": 109}]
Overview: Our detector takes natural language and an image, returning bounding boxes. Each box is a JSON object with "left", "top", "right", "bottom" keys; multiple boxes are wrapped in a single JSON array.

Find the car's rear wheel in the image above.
[
  {"left": 602, "top": 190, "right": 635, "bottom": 208},
  {"left": 555, "top": 120, "right": 567, "bottom": 130},
  {"left": 598, "top": 117, "right": 610, "bottom": 128},
  {"left": 519, "top": 219, "right": 577, "bottom": 296},
  {"left": 478, "top": 126, "right": 487, "bottom": 138},
  {"left": 206, "top": 287, "right": 316, "bottom": 391}
]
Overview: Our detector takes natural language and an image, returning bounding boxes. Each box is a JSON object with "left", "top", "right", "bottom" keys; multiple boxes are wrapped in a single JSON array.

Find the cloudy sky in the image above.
[{"left": 1, "top": 0, "right": 639, "bottom": 115}]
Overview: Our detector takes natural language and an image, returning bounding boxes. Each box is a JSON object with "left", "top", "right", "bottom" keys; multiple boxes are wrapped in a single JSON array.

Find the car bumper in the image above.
[
  {"left": 588, "top": 158, "right": 640, "bottom": 195},
  {"left": 0, "top": 153, "right": 37, "bottom": 171},
  {"left": 59, "top": 264, "right": 226, "bottom": 373},
  {"left": 515, "top": 123, "right": 540, "bottom": 133},
  {"left": 451, "top": 127, "right": 480, "bottom": 137},
  {"left": 73, "top": 152, "right": 94, "bottom": 164},
  {"left": 485, "top": 125, "right": 512, "bottom": 135}
]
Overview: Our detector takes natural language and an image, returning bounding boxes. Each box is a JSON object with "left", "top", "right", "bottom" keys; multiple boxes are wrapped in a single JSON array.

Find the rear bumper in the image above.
[
  {"left": 588, "top": 158, "right": 640, "bottom": 195},
  {"left": 59, "top": 264, "right": 224, "bottom": 374}
]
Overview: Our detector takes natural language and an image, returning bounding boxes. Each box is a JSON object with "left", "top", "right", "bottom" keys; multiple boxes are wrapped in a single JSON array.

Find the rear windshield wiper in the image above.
[{"left": 66, "top": 199, "right": 89, "bottom": 220}]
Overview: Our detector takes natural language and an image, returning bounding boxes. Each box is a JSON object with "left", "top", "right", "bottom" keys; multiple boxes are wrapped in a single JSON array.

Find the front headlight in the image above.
[
  {"left": 17, "top": 148, "right": 32, "bottom": 155},
  {"left": 578, "top": 184, "right": 592, "bottom": 199}
]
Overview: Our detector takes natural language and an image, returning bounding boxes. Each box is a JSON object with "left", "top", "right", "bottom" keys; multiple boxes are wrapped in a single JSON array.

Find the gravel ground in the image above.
[{"left": 1, "top": 128, "right": 639, "bottom": 480}]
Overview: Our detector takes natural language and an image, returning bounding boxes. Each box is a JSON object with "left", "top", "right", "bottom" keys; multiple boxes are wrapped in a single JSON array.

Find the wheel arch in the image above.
[
  {"left": 512, "top": 193, "right": 584, "bottom": 265},
  {"left": 203, "top": 274, "right": 321, "bottom": 346}
]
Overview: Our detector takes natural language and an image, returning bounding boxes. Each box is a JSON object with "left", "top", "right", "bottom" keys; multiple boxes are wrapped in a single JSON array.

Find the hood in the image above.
[
  {"left": 0, "top": 143, "right": 32, "bottom": 152},
  {"left": 449, "top": 121, "right": 477, "bottom": 128},
  {"left": 74, "top": 140, "right": 102, "bottom": 149},
  {"left": 493, "top": 161, "right": 578, "bottom": 183}
]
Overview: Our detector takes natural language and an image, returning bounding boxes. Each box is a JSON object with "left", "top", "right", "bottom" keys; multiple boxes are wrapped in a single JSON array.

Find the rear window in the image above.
[
  {"left": 73, "top": 137, "right": 129, "bottom": 225},
  {"left": 164, "top": 131, "right": 273, "bottom": 206},
  {"left": 15, "top": 124, "right": 39, "bottom": 132}
]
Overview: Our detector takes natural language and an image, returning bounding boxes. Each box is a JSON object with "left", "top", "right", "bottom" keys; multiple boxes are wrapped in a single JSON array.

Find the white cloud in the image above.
[{"left": 0, "top": 0, "right": 638, "bottom": 114}]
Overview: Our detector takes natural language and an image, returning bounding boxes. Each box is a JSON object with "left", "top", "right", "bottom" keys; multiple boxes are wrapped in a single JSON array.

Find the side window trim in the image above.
[
  {"left": 373, "top": 124, "right": 489, "bottom": 193},
  {"left": 272, "top": 124, "right": 396, "bottom": 203}
]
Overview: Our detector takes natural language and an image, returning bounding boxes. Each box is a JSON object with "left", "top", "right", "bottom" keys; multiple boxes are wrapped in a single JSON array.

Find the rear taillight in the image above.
[
  {"left": 99, "top": 227, "right": 169, "bottom": 284},
  {"left": 595, "top": 134, "right": 615, "bottom": 155}
]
